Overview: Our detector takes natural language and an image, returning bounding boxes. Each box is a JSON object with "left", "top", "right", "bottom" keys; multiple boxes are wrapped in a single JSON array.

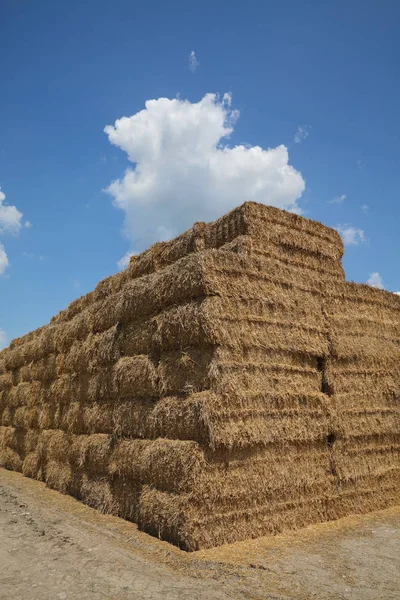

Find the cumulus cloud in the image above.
[
  {"left": 0, "top": 188, "right": 23, "bottom": 234},
  {"left": 189, "top": 51, "right": 199, "bottom": 73},
  {"left": 294, "top": 125, "right": 310, "bottom": 144},
  {"left": 367, "top": 272, "right": 384, "bottom": 289},
  {"left": 395, "top": 292, "right": 400, "bottom": 296},
  {"left": 104, "top": 93, "right": 305, "bottom": 250},
  {"left": 0, "top": 187, "right": 26, "bottom": 275},
  {"left": 0, "top": 328, "right": 7, "bottom": 350},
  {"left": 328, "top": 194, "right": 346, "bottom": 205},
  {"left": 336, "top": 224, "right": 366, "bottom": 246}
]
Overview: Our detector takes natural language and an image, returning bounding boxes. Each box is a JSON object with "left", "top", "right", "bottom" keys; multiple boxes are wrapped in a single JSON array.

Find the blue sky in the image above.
[{"left": 1, "top": 0, "right": 399, "bottom": 346}]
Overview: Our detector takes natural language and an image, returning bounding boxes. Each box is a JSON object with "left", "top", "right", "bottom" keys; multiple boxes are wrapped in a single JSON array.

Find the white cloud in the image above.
[
  {"left": 104, "top": 93, "right": 305, "bottom": 250},
  {"left": 24, "top": 221, "right": 32, "bottom": 228},
  {"left": 0, "top": 242, "right": 8, "bottom": 275},
  {"left": 294, "top": 125, "right": 310, "bottom": 144},
  {"left": 0, "top": 187, "right": 25, "bottom": 274},
  {"left": 361, "top": 204, "right": 369, "bottom": 213},
  {"left": 328, "top": 194, "right": 346, "bottom": 205},
  {"left": 394, "top": 291, "right": 400, "bottom": 296},
  {"left": 189, "top": 51, "right": 199, "bottom": 73},
  {"left": 336, "top": 224, "right": 366, "bottom": 246},
  {"left": 367, "top": 272, "right": 384, "bottom": 289},
  {"left": 0, "top": 329, "right": 7, "bottom": 350},
  {"left": 117, "top": 251, "right": 137, "bottom": 270},
  {"left": 0, "top": 188, "right": 23, "bottom": 234}
]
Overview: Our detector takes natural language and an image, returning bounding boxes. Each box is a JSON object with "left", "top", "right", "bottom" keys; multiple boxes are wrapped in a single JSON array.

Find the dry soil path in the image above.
[{"left": 0, "top": 468, "right": 399, "bottom": 600}]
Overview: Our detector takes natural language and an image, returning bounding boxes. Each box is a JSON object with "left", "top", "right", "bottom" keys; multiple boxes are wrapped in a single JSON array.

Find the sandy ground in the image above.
[{"left": 0, "top": 467, "right": 399, "bottom": 600}]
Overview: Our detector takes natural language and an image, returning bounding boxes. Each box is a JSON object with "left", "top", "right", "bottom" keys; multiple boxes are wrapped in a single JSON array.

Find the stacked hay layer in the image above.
[
  {"left": 324, "top": 283, "right": 400, "bottom": 519},
  {"left": 0, "top": 201, "right": 399, "bottom": 550}
]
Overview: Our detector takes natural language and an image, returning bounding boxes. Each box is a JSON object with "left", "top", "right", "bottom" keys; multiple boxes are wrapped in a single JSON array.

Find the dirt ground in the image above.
[{"left": 0, "top": 468, "right": 399, "bottom": 600}]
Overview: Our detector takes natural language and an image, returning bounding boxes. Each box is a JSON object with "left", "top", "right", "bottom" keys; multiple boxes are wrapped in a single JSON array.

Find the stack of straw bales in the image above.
[{"left": 0, "top": 201, "right": 399, "bottom": 550}]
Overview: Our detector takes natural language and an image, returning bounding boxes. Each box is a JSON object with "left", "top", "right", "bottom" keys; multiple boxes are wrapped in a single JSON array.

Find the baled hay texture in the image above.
[
  {"left": 196, "top": 391, "right": 333, "bottom": 449},
  {"left": 30, "top": 354, "right": 57, "bottom": 382},
  {"left": 61, "top": 342, "right": 89, "bottom": 375},
  {"left": 86, "top": 369, "right": 114, "bottom": 403},
  {"left": 112, "top": 399, "right": 155, "bottom": 438},
  {"left": 83, "top": 403, "right": 113, "bottom": 434},
  {"left": 80, "top": 474, "right": 116, "bottom": 513},
  {"left": 62, "top": 401, "right": 84, "bottom": 434},
  {"left": 13, "top": 406, "right": 39, "bottom": 429},
  {"left": 72, "top": 433, "right": 112, "bottom": 474},
  {"left": 192, "top": 443, "right": 336, "bottom": 511},
  {"left": 117, "top": 253, "right": 207, "bottom": 325},
  {"left": 119, "top": 319, "right": 156, "bottom": 357},
  {"left": 45, "top": 460, "right": 75, "bottom": 494},
  {"left": 0, "top": 447, "right": 23, "bottom": 472},
  {"left": 158, "top": 347, "right": 214, "bottom": 396},
  {"left": 332, "top": 436, "right": 400, "bottom": 482},
  {"left": 1, "top": 407, "right": 13, "bottom": 426},
  {"left": 93, "top": 270, "right": 128, "bottom": 302},
  {"left": 53, "top": 312, "right": 91, "bottom": 353},
  {"left": 113, "top": 356, "right": 158, "bottom": 399},
  {"left": 83, "top": 326, "right": 120, "bottom": 372},
  {"left": 329, "top": 332, "right": 400, "bottom": 363},
  {"left": 88, "top": 296, "right": 122, "bottom": 335},
  {"left": 7, "top": 381, "right": 42, "bottom": 409},
  {"left": 38, "top": 404, "right": 55, "bottom": 430},
  {"left": 334, "top": 407, "right": 400, "bottom": 439},
  {"left": 204, "top": 202, "right": 343, "bottom": 260},
  {"left": 22, "top": 451, "right": 41, "bottom": 479},
  {"left": 45, "top": 429, "right": 72, "bottom": 463},
  {"left": 0, "top": 425, "right": 25, "bottom": 454},
  {"left": 24, "top": 428, "right": 40, "bottom": 453},
  {"left": 112, "top": 477, "right": 141, "bottom": 521},
  {"left": 109, "top": 439, "right": 204, "bottom": 494},
  {"left": 147, "top": 394, "right": 206, "bottom": 442},
  {"left": 227, "top": 236, "right": 345, "bottom": 281},
  {"left": 0, "top": 355, "right": 6, "bottom": 375},
  {"left": 0, "top": 372, "right": 13, "bottom": 392}
]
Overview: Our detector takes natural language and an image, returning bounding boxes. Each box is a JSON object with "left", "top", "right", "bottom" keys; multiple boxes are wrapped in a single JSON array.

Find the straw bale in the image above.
[
  {"left": 111, "top": 399, "right": 155, "bottom": 438},
  {"left": 83, "top": 403, "right": 113, "bottom": 434},
  {"left": 0, "top": 447, "right": 23, "bottom": 472},
  {"left": 84, "top": 326, "right": 120, "bottom": 371},
  {"left": 1, "top": 407, "right": 13, "bottom": 426},
  {"left": 24, "top": 428, "right": 40, "bottom": 453},
  {"left": 332, "top": 436, "right": 400, "bottom": 482},
  {"left": 13, "top": 406, "right": 39, "bottom": 429},
  {"left": 72, "top": 433, "right": 112, "bottom": 474},
  {"left": 113, "top": 356, "right": 158, "bottom": 399},
  {"left": 30, "top": 354, "right": 57, "bottom": 382},
  {"left": 110, "top": 439, "right": 204, "bottom": 494},
  {"left": 45, "top": 429, "right": 73, "bottom": 463},
  {"left": 38, "top": 404, "right": 55, "bottom": 430},
  {"left": 62, "top": 401, "right": 84, "bottom": 433},
  {"left": 86, "top": 369, "right": 114, "bottom": 403},
  {"left": 93, "top": 271, "right": 127, "bottom": 302},
  {"left": 158, "top": 347, "right": 214, "bottom": 395},
  {"left": 45, "top": 460, "right": 75, "bottom": 494},
  {"left": 22, "top": 451, "right": 41, "bottom": 479},
  {"left": 112, "top": 477, "right": 141, "bottom": 521},
  {"left": 118, "top": 319, "right": 156, "bottom": 356},
  {"left": 0, "top": 372, "right": 13, "bottom": 391},
  {"left": 80, "top": 474, "right": 116, "bottom": 513}
]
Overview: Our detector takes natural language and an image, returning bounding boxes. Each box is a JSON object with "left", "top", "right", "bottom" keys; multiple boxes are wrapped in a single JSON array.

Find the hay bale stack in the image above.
[{"left": 0, "top": 201, "right": 398, "bottom": 550}]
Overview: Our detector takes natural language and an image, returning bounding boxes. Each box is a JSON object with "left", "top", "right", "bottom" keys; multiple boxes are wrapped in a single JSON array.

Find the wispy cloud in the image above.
[
  {"left": 336, "top": 224, "right": 366, "bottom": 246},
  {"left": 294, "top": 125, "right": 310, "bottom": 144},
  {"left": 356, "top": 159, "right": 364, "bottom": 169},
  {"left": 361, "top": 204, "right": 369, "bottom": 213},
  {"left": 23, "top": 252, "right": 44, "bottom": 260},
  {"left": 189, "top": 51, "right": 199, "bottom": 73},
  {"left": 328, "top": 194, "right": 346, "bottom": 205},
  {"left": 367, "top": 272, "right": 384, "bottom": 289}
]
